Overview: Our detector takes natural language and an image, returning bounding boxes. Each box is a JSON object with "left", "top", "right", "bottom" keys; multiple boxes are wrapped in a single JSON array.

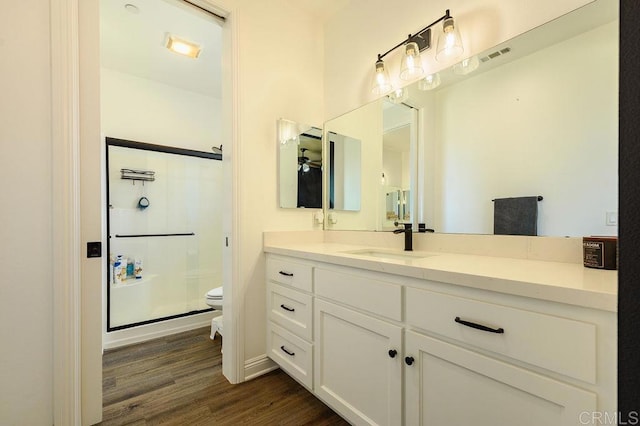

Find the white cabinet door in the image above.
[
  {"left": 314, "top": 299, "right": 402, "bottom": 426},
  {"left": 405, "top": 331, "right": 597, "bottom": 426}
]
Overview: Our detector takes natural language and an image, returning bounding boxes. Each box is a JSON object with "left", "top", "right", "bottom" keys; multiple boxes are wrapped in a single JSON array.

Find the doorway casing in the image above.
[{"left": 50, "top": 0, "right": 242, "bottom": 423}]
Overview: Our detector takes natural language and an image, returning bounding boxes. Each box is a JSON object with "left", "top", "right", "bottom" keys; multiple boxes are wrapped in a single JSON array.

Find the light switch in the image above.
[
  {"left": 87, "top": 241, "right": 102, "bottom": 258},
  {"left": 606, "top": 211, "right": 618, "bottom": 226}
]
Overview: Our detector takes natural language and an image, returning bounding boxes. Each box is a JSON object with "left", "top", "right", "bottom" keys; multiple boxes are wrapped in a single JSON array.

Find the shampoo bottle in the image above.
[
  {"left": 113, "top": 259, "right": 123, "bottom": 285},
  {"left": 126, "top": 258, "right": 134, "bottom": 278},
  {"left": 134, "top": 258, "right": 143, "bottom": 279}
]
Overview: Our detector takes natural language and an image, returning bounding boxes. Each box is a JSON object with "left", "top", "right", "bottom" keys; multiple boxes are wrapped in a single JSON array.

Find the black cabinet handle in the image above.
[
  {"left": 455, "top": 316, "right": 504, "bottom": 334},
  {"left": 280, "top": 304, "right": 295, "bottom": 312},
  {"left": 405, "top": 356, "right": 414, "bottom": 366},
  {"left": 388, "top": 349, "right": 397, "bottom": 358},
  {"left": 279, "top": 271, "right": 294, "bottom": 277},
  {"left": 280, "top": 346, "right": 295, "bottom": 356}
]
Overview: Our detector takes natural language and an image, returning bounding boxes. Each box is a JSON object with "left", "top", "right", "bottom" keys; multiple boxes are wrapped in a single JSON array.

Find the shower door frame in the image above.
[{"left": 105, "top": 136, "right": 222, "bottom": 332}]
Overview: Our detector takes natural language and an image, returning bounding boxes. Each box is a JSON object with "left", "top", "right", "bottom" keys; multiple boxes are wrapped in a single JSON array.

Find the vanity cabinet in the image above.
[
  {"left": 314, "top": 299, "right": 402, "bottom": 426},
  {"left": 266, "top": 258, "right": 314, "bottom": 390},
  {"left": 265, "top": 253, "right": 615, "bottom": 426},
  {"left": 312, "top": 266, "right": 403, "bottom": 424}
]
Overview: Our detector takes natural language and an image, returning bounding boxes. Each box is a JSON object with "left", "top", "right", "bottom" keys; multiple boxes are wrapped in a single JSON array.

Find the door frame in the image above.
[{"left": 50, "top": 0, "right": 242, "bottom": 423}]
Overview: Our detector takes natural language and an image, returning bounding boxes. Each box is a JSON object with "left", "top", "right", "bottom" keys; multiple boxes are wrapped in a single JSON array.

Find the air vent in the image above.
[{"left": 480, "top": 46, "right": 512, "bottom": 63}]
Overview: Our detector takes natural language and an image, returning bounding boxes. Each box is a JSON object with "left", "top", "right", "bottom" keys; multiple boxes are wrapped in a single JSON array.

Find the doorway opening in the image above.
[{"left": 100, "top": 0, "right": 225, "bottom": 347}]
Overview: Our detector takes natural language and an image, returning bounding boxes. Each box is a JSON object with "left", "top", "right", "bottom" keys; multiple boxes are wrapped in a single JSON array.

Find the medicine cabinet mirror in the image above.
[
  {"left": 323, "top": 0, "right": 618, "bottom": 237},
  {"left": 278, "top": 119, "right": 323, "bottom": 209}
]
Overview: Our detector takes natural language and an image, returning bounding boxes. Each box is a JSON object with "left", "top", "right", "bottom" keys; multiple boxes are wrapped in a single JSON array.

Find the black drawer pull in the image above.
[
  {"left": 388, "top": 349, "right": 397, "bottom": 358},
  {"left": 405, "top": 356, "right": 414, "bottom": 366},
  {"left": 280, "top": 304, "right": 295, "bottom": 312},
  {"left": 280, "top": 345, "right": 295, "bottom": 356},
  {"left": 455, "top": 317, "right": 504, "bottom": 334},
  {"left": 279, "top": 271, "right": 294, "bottom": 277}
]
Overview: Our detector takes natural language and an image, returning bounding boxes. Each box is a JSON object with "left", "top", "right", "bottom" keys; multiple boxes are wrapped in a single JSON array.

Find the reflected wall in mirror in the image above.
[
  {"left": 323, "top": 0, "right": 618, "bottom": 237},
  {"left": 278, "top": 119, "right": 323, "bottom": 209},
  {"left": 382, "top": 100, "right": 418, "bottom": 230},
  {"left": 328, "top": 131, "right": 362, "bottom": 211},
  {"left": 324, "top": 100, "right": 381, "bottom": 230}
]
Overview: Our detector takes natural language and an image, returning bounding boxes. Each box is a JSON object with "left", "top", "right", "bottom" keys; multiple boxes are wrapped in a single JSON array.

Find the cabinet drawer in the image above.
[
  {"left": 267, "top": 282, "right": 313, "bottom": 341},
  {"left": 405, "top": 287, "right": 596, "bottom": 383},
  {"left": 267, "top": 323, "right": 313, "bottom": 390},
  {"left": 314, "top": 268, "right": 402, "bottom": 321},
  {"left": 266, "top": 257, "right": 313, "bottom": 292}
]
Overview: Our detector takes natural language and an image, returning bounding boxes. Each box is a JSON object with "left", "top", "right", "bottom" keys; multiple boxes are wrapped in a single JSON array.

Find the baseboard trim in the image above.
[
  {"left": 103, "top": 315, "right": 215, "bottom": 350},
  {"left": 244, "top": 355, "right": 278, "bottom": 381}
]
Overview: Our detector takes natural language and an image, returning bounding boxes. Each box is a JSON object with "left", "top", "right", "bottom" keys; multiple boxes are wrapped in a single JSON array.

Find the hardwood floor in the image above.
[{"left": 99, "top": 327, "right": 349, "bottom": 425}]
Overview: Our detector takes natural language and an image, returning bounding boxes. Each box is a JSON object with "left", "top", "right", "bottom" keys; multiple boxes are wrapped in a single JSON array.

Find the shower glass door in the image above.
[{"left": 106, "top": 138, "right": 222, "bottom": 330}]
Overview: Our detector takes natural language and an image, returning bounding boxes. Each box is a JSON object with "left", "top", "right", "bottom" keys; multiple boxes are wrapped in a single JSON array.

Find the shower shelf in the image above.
[
  {"left": 121, "top": 168, "right": 155, "bottom": 183},
  {"left": 112, "top": 274, "right": 158, "bottom": 287}
]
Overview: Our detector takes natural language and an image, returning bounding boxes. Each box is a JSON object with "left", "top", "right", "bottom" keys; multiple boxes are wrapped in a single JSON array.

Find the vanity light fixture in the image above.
[
  {"left": 278, "top": 118, "right": 299, "bottom": 145},
  {"left": 372, "top": 58, "right": 393, "bottom": 95},
  {"left": 418, "top": 73, "right": 441, "bottom": 91},
  {"left": 435, "top": 15, "right": 464, "bottom": 61},
  {"left": 164, "top": 34, "right": 201, "bottom": 59},
  {"left": 371, "top": 9, "right": 464, "bottom": 95},
  {"left": 399, "top": 42, "right": 424, "bottom": 80},
  {"left": 388, "top": 87, "right": 409, "bottom": 104},
  {"left": 453, "top": 55, "right": 480, "bottom": 75}
]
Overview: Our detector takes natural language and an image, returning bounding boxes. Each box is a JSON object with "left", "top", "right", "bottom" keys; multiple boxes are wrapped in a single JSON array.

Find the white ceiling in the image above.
[
  {"left": 100, "top": 0, "right": 349, "bottom": 99},
  {"left": 100, "top": 0, "right": 223, "bottom": 98}
]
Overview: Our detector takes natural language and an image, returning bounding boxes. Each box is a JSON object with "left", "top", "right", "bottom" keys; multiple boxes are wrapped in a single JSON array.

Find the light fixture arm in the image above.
[{"left": 377, "top": 9, "right": 451, "bottom": 61}]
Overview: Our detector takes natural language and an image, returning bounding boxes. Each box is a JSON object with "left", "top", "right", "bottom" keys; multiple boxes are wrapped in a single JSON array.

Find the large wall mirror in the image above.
[
  {"left": 278, "top": 119, "right": 323, "bottom": 209},
  {"left": 323, "top": 0, "right": 618, "bottom": 237}
]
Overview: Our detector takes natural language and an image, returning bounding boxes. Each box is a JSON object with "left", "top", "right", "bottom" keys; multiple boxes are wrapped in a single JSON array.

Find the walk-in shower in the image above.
[{"left": 106, "top": 137, "right": 222, "bottom": 331}]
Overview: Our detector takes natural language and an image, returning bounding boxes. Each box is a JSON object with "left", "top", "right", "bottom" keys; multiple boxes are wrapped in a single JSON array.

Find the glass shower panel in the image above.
[{"left": 107, "top": 142, "right": 222, "bottom": 330}]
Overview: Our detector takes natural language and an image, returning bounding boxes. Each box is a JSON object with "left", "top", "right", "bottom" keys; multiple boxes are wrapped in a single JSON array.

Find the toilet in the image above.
[
  {"left": 205, "top": 286, "right": 223, "bottom": 310},
  {"left": 205, "top": 286, "right": 223, "bottom": 340}
]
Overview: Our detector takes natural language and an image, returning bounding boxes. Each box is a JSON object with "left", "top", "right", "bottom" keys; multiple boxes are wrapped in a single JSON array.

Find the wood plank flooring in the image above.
[{"left": 99, "top": 327, "right": 349, "bottom": 425}]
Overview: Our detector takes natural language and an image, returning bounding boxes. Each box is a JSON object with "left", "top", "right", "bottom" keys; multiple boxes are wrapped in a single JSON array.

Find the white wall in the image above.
[
  {"left": 101, "top": 68, "right": 222, "bottom": 151},
  {"left": 324, "top": 0, "right": 592, "bottom": 119},
  {"left": 432, "top": 21, "right": 617, "bottom": 236},
  {"left": 232, "top": 0, "right": 325, "bottom": 364},
  {"left": 0, "top": 1, "right": 53, "bottom": 424}
]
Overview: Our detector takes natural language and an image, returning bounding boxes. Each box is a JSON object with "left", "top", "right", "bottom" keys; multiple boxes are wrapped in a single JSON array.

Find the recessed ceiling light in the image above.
[
  {"left": 164, "top": 34, "right": 201, "bottom": 59},
  {"left": 124, "top": 3, "right": 139, "bottom": 14}
]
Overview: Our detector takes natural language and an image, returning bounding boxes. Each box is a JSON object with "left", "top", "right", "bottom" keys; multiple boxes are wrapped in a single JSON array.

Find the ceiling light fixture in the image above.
[
  {"left": 371, "top": 9, "right": 464, "bottom": 95},
  {"left": 164, "top": 34, "right": 201, "bottom": 59}
]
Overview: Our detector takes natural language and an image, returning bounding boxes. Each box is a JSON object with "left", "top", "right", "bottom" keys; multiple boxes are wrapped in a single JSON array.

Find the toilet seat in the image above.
[
  {"left": 205, "top": 286, "right": 223, "bottom": 310},
  {"left": 206, "top": 286, "right": 223, "bottom": 299}
]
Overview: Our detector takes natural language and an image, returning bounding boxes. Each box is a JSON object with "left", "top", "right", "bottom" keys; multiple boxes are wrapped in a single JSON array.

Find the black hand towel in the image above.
[{"left": 493, "top": 196, "right": 539, "bottom": 236}]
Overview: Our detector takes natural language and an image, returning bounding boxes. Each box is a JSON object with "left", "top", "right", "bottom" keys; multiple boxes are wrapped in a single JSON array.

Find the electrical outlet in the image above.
[{"left": 606, "top": 211, "right": 618, "bottom": 226}]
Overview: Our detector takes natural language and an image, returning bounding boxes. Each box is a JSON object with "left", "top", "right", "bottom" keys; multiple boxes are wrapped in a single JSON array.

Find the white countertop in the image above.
[{"left": 263, "top": 242, "right": 618, "bottom": 312}]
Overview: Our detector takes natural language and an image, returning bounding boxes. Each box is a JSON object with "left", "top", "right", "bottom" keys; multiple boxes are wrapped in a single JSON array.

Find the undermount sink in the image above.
[{"left": 342, "top": 249, "right": 434, "bottom": 261}]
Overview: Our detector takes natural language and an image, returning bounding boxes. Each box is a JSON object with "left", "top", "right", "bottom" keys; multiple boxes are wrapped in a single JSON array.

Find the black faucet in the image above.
[{"left": 393, "top": 223, "right": 413, "bottom": 251}]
